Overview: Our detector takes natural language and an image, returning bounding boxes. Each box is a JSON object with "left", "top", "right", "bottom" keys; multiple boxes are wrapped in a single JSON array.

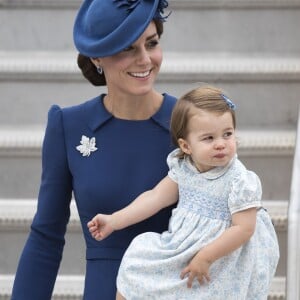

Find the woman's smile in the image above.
[{"left": 129, "top": 70, "right": 152, "bottom": 78}]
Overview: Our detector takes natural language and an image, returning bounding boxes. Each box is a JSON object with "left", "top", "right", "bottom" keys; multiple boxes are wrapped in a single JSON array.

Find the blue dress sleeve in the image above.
[
  {"left": 228, "top": 169, "right": 262, "bottom": 215},
  {"left": 12, "top": 105, "right": 73, "bottom": 300}
]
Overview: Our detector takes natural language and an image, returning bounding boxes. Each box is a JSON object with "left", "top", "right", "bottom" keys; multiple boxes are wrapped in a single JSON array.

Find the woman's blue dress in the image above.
[{"left": 11, "top": 94, "right": 177, "bottom": 300}]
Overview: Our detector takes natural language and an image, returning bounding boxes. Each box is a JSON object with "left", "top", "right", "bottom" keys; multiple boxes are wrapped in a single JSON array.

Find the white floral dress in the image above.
[{"left": 117, "top": 149, "right": 279, "bottom": 300}]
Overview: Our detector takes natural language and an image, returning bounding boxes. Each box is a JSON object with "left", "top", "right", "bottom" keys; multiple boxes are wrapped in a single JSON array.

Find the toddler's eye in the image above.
[
  {"left": 203, "top": 136, "right": 213, "bottom": 141},
  {"left": 224, "top": 132, "right": 233, "bottom": 138}
]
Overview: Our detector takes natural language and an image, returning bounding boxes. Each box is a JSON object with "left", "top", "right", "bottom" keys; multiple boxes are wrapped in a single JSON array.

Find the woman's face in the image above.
[{"left": 93, "top": 21, "right": 162, "bottom": 97}]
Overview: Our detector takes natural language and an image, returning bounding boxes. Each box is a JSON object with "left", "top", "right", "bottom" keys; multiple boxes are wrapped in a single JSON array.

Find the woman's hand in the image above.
[
  {"left": 180, "top": 252, "right": 211, "bottom": 288},
  {"left": 87, "top": 214, "right": 115, "bottom": 241}
]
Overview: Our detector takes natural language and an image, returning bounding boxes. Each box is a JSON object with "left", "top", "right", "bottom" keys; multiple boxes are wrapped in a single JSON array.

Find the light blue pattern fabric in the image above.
[{"left": 117, "top": 149, "right": 279, "bottom": 299}]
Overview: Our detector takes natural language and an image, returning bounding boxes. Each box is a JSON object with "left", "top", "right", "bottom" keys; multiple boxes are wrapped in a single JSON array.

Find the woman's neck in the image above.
[{"left": 103, "top": 91, "right": 163, "bottom": 120}]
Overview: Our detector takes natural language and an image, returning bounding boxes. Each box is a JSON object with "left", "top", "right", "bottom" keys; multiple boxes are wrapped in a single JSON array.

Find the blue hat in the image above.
[{"left": 73, "top": 0, "right": 169, "bottom": 58}]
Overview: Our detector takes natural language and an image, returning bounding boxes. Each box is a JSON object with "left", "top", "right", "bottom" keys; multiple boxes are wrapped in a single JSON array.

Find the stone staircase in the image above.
[{"left": 1, "top": 0, "right": 299, "bottom": 299}]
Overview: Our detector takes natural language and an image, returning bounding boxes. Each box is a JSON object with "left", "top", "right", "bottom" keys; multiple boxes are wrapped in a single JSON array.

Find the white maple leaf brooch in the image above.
[{"left": 76, "top": 135, "right": 98, "bottom": 157}]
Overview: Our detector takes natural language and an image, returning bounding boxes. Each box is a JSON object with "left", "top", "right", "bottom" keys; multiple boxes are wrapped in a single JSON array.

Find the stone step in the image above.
[
  {"left": 0, "top": 199, "right": 288, "bottom": 276},
  {"left": 0, "top": 51, "right": 299, "bottom": 128},
  {"left": 0, "top": 274, "right": 286, "bottom": 300},
  {"left": 0, "top": 127, "right": 296, "bottom": 199},
  {"left": 0, "top": 199, "right": 287, "bottom": 232},
  {"left": 2, "top": 0, "right": 299, "bottom": 9},
  {"left": 0, "top": 199, "right": 85, "bottom": 275},
  {"left": 0, "top": 0, "right": 299, "bottom": 54}
]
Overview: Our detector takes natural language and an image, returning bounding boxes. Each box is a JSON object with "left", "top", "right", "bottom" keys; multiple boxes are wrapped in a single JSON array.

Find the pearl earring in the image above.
[{"left": 96, "top": 66, "right": 103, "bottom": 75}]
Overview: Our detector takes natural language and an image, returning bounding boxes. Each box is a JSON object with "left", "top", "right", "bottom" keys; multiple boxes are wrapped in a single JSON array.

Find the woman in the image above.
[{"left": 11, "top": 0, "right": 176, "bottom": 299}]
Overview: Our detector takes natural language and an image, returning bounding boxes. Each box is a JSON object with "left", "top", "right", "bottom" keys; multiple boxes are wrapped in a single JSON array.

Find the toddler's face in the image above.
[{"left": 179, "top": 108, "right": 237, "bottom": 173}]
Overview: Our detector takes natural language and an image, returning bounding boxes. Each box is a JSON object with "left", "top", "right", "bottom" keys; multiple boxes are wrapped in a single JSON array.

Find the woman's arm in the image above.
[
  {"left": 12, "top": 105, "right": 73, "bottom": 299},
  {"left": 88, "top": 176, "right": 178, "bottom": 240},
  {"left": 181, "top": 207, "right": 257, "bottom": 288}
]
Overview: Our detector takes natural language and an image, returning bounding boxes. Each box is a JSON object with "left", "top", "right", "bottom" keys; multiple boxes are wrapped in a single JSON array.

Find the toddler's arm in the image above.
[
  {"left": 181, "top": 207, "right": 257, "bottom": 288},
  {"left": 88, "top": 176, "right": 178, "bottom": 241}
]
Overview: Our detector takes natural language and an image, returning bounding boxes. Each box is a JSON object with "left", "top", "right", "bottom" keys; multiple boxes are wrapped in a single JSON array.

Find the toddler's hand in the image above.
[
  {"left": 180, "top": 253, "right": 211, "bottom": 288},
  {"left": 87, "top": 214, "right": 115, "bottom": 241}
]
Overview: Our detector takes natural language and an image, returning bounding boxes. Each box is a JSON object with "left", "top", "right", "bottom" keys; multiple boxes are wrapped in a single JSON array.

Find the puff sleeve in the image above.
[
  {"left": 228, "top": 169, "right": 262, "bottom": 215},
  {"left": 167, "top": 149, "right": 182, "bottom": 183},
  {"left": 12, "top": 105, "right": 73, "bottom": 300}
]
